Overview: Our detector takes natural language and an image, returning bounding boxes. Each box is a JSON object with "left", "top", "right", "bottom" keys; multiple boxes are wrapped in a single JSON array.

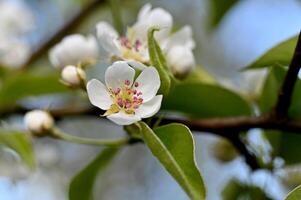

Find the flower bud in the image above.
[
  {"left": 166, "top": 45, "right": 195, "bottom": 79},
  {"left": 24, "top": 110, "right": 54, "bottom": 136},
  {"left": 61, "top": 65, "right": 86, "bottom": 87}
]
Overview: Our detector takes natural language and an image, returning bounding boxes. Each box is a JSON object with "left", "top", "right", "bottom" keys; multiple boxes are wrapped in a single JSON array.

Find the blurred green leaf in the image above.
[
  {"left": 162, "top": 83, "right": 252, "bottom": 118},
  {"left": 210, "top": 0, "right": 239, "bottom": 27},
  {"left": 222, "top": 179, "right": 272, "bottom": 200},
  {"left": 139, "top": 122, "right": 206, "bottom": 200},
  {"left": 183, "top": 67, "right": 216, "bottom": 85},
  {"left": 148, "top": 27, "right": 172, "bottom": 96},
  {"left": 245, "top": 35, "right": 298, "bottom": 70},
  {"left": 0, "top": 130, "right": 35, "bottom": 169},
  {"left": 259, "top": 66, "right": 301, "bottom": 118},
  {"left": 69, "top": 147, "right": 120, "bottom": 200},
  {"left": 285, "top": 185, "right": 301, "bottom": 200},
  {"left": 108, "top": 0, "right": 123, "bottom": 34},
  {"left": 0, "top": 71, "right": 67, "bottom": 110}
]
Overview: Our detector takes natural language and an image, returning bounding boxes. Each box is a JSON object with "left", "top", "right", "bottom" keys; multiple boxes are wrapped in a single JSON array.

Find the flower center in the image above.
[
  {"left": 118, "top": 35, "right": 148, "bottom": 63},
  {"left": 108, "top": 79, "right": 143, "bottom": 115}
]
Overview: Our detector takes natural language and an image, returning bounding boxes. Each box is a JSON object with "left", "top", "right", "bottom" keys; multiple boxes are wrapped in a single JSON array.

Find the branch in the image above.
[
  {"left": 21, "top": 0, "right": 105, "bottom": 68},
  {"left": 273, "top": 32, "right": 301, "bottom": 118}
]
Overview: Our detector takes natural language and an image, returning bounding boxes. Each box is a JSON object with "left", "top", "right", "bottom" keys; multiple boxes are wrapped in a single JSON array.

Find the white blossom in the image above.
[
  {"left": 24, "top": 110, "right": 54, "bottom": 135},
  {"left": 49, "top": 34, "right": 99, "bottom": 69},
  {"left": 61, "top": 65, "right": 86, "bottom": 87},
  {"left": 96, "top": 4, "right": 196, "bottom": 76},
  {"left": 87, "top": 61, "right": 162, "bottom": 125}
]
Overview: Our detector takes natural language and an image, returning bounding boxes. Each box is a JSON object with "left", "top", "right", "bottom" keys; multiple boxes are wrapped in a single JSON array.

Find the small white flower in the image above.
[
  {"left": 61, "top": 65, "right": 86, "bottom": 87},
  {"left": 87, "top": 61, "right": 162, "bottom": 125},
  {"left": 96, "top": 4, "right": 196, "bottom": 77},
  {"left": 24, "top": 110, "right": 54, "bottom": 135},
  {"left": 166, "top": 45, "right": 195, "bottom": 78},
  {"left": 49, "top": 34, "right": 99, "bottom": 69}
]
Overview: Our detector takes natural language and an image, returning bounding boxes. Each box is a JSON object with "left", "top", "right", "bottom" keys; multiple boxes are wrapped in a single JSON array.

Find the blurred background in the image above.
[{"left": 2, "top": 0, "right": 301, "bottom": 199}]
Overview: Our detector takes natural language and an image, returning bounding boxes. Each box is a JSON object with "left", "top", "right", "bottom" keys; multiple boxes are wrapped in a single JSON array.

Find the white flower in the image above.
[
  {"left": 49, "top": 34, "right": 99, "bottom": 69},
  {"left": 96, "top": 3, "right": 196, "bottom": 77},
  {"left": 61, "top": 65, "right": 86, "bottom": 87},
  {"left": 24, "top": 110, "right": 54, "bottom": 135},
  {"left": 87, "top": 61, "right": 162, "bottom": 125}
]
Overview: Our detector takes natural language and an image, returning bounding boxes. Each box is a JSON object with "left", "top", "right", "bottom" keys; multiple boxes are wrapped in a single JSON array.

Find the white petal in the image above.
[
  {"left": 96, "top": 21, "right": 121, "bottom": 56},
  {"left": 137, "top": 3, "right": 152, "bottom": 21},
  {"left": 105, "top": 61, "right": 136, "bottom": 90},
  {"left": 127, "top": 60, "right": 147, "bottom": 70},
  {"left": 166, "top": 45, "right": 195, "bottom": 75},
  {"left": 136, "top": 95, "right": 162, "bottom": 118},
  {"left": 135, "top": 66, "right": 160, "bottom": 102},
  {"left": 162, "top": 25, "right": 195, "bottom": 50},
  {"left": 132, "top": 6, "right": 173, "bottom": 42},
  {"left": 107, "top": 112, "right": 141, "bottom": 125},
  {"left": 87, "top": 79, "right": 113, "bottom": 110}
]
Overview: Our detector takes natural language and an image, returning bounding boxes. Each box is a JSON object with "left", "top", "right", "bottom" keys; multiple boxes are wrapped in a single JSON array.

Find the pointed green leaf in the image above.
[
  {"left": 245, "top": 35, "right": 298, "bottom": 70},
  {"left": 148, "top": 27, "right": 171, "bottom": 96},
  {"left": 139, "top": 122, "right": 206, "bottom": 200},
  {"left": 162, "top": 82, "right": 252, "bottom": 118},
  {"left": 69, "top": 147, "right": 119, "bottom": 200},
  {"left": 0, "top": 130, "right": 35, "bottom": 169},
  {"left": 210, "top": 0, "right": 239, "bottom": 28},
  {"left": 285, "top": 185, "right": 301, "bottom": 200}
]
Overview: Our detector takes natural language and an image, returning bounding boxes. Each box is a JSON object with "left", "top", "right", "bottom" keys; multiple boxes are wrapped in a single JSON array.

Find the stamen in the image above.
[{"left": 124, "top": 79, "right": 131, "bottom": 86}]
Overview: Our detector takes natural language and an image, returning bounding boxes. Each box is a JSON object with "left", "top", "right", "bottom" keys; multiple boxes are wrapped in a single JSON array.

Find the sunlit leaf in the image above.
[
  {"left": 245, "top": 35, "right": 298, "bottom": 70},
  {"left": 0, "top": 130, "right": 35, "bottom": 169},
  {"left": 162, "top": 82, "right": 252, "bottom": 118},
  {"left": 139, "top": 122, "right": 206, "bottom": 200},
  {"left": 285, "top": 185, "right": 301, "bottom": 200},
  {"left": 148, "top": 27, "right": 172, "bottom": 96},
  {"left": 183, "top": 67, "right": 216, "bottom": 85},
  {"left": 69, "top": 147, "right": 120, "bottom": 200}
]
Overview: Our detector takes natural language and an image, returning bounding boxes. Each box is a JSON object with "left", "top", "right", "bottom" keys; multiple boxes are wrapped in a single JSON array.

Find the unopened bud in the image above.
[
  {"left": 24, "top": 110, "right": 54, "bottom": 136},
  {"left": 61, "top": 65, "right": 86, "bottom": 87}
]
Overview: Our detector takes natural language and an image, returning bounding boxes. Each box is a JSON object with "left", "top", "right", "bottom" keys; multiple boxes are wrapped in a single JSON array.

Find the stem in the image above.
[
  {"left": 274, "top": 32, "right": 301, "bottom": 118},
  {"left": 50, "top": 127, "right": 130, "bottom": 146},
  {"left": 108, "top": 0, "right": 123, "bottom": 35}
]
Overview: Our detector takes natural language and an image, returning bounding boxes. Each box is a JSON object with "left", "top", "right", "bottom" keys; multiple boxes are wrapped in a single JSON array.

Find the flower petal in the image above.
[
  {"left": 127, "top": 60, "right": 147, "bottom": 70},
  {"left": 105, "top": 61, "right": 136, "bottom": 91},
  {"left": 96, "top": 21, "right": 121, "bottom": 56},
  {"left": 107, "top": 112, "right": 141, "bottom": 125},
  {"left": 162, "top": 25, "right": 195, "bottom": 51},
  {"left": 135, "top": 66, "right": 160, "bottom": 102},
  {"left": 87, "top": 79, "right": 113, "bottom": 110},
  {"left": 137, "top": 3, "right": 152, "bottom": 21},
  {"left": 136, "top": 95, "right": 162, "bottom": 118},
  {"left": 166, "top": 45, "right": 195, "bottom": 75}
]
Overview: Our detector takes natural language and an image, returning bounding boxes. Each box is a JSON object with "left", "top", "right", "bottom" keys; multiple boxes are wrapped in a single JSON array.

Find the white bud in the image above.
[
  {"left": 24, "top": 110, "right": 54, "bottom": 135},
  {"left": 49, "top": 34, "right": 98, "bottom": 69},
  {"left": 61, "top": 65, "right": 86, "bottom": 87},
  {"left": 166, "top": 45, "right": 195, "bottom": 79}
]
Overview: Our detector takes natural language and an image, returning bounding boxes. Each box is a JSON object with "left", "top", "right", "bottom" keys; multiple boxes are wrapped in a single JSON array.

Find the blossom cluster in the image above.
[{"left": 25, "top": 3, "right": 196, "bottom": 129}]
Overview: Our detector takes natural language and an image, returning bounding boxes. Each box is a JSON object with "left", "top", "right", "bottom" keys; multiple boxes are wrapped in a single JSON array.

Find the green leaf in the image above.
[
  {"left": 69, "top": 147, "right": 120, "bottom": 200},
  {"left": 0, "top": 71, "right": 67, "bottom": 110},
  {"left": 222, "top": 179, "right": 272, "bottom": 200},
  {"left": 285, "top": 185, "right": 301, "bottom": 200},
  {"left": 245, "top": 35, "right": 298, "bottom": 70},
  {"left": 0, "top": 130, "right": 35, "bottom": 169},
  {"left": 183, "top": 67, "right": 216, "bottom": 85},
  {"left": 108, "top": 0, "right": 123, "bottom": 35},
  {"left": 148, "top": 27, "right": 171, "bottom": 96},
  {"left": 210, "top": 0, "right": 239, "bottom": 27},
  {"left": 139, "top": 122, "right": 206, "bottom": 200},
  {"left": 162, "top": 83, "right": 252, "bottom": 118}
]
